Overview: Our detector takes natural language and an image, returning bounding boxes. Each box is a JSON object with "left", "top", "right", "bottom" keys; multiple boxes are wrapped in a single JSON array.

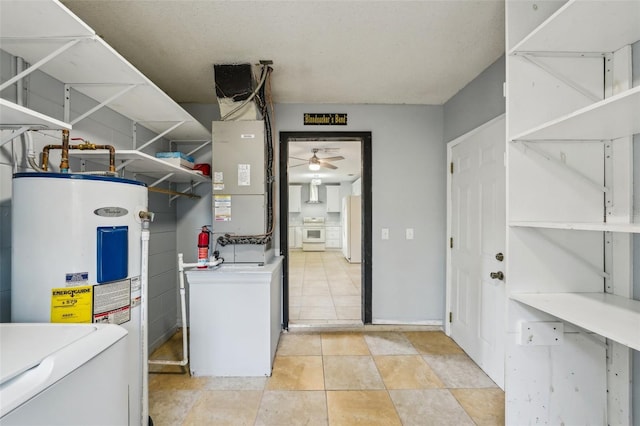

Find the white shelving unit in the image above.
[
  {"left": 511, "top": 86, "right": 640, "bottom": 141},
  {"left": 68, "top": 150, "right": 209, "bottom": 185},
  {"left": 506, "top": 0, "right": 639, "bottom": 424},
  {"left": 511, "top": 292, "right": 640, "bottom": 351},
  {"left": 510, "top": 221, "right": 640, "bottom": 233},
  {"left": 509, "top": 0, "right": 640, "bottom": 54},
  {"left": 0, "top": 99, "right": 71, "bottom": 130},
  {"left": 0, "top": 0, "right": 210, "bottom": 187}
]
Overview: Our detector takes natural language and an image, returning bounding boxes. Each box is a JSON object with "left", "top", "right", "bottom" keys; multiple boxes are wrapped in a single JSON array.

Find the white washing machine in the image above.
[{"left": 0, "top": 323, "right": 128, "bottom": 425}]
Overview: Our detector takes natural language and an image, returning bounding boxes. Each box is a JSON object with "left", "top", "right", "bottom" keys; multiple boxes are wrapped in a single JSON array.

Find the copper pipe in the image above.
[
  {"left": 41, "top": 142, "right": 117, "bottom": 173},
  {"left": 73, "top": 142, "right": 116, "bottom": 172},
  {"left": 60, "top": 129, "right": 70, "bottom": 172},
  {"left": 41, "top": 144, "right": 62, "bottom": 171}
]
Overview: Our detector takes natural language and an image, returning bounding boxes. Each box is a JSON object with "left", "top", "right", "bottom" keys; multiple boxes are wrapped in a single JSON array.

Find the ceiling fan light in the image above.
[{"left": 308, "top": 162, "right": 321, "bottom": 171}]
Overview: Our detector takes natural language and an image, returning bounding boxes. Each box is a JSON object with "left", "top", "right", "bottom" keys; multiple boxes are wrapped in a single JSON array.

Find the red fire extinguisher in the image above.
[{"left": 197, "top": 226, "right": 210, "bottom": 268}]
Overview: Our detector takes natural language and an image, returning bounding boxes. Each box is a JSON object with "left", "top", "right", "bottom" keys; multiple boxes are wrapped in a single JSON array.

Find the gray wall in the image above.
[
  {"left": 173, "top": 103, "right": 447, "bottom": 323},
  {"left": 443, "top": 55, "right": 506, "bottom": 142},
  {"left": 0, "top": 50, "right": 179, "bottom": 351},
  {"left": 175, "top": 104, "right": 218, "bottom": 271},
  {"left": 277, "top": 104, "right": 446, "bottom": 323}
]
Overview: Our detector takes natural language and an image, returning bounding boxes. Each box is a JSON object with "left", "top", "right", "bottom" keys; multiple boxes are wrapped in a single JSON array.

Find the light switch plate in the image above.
[
  {"left": 518, "top": 321, "right": 563, "bottom": 346},
  {"left": 406, "top": 228, "right": 414, "bottom": 240},
  {"left": 381, "top": 228, "right": 389, "bottom": 240}
]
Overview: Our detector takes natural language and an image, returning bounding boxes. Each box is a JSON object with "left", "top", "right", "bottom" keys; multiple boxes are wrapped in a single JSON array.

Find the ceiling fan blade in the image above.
[
  {"left": 319, "top": 156, "right": 344, "bottom": 162},
  {"left": 289, "top": 156, "right": 309, "bottom": 162},
  {"left": 289, "top": 162, "right": 307, "bottom": 168},
  {"left": 319, "top": 162, "right": 338, "bottom": 170}
]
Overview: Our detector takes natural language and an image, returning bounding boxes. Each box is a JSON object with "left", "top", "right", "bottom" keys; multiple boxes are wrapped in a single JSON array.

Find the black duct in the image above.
[{"left": 213, "top": 64, "right": 254, "bottom": 101}]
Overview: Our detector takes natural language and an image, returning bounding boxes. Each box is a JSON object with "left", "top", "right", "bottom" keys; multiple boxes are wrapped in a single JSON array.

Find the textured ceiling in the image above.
[{"left": 61, "top": 0, "right": 505, "bottom": 106}]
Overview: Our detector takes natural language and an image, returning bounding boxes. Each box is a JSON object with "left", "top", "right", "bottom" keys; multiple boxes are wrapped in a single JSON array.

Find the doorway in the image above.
[{"left": 279, "top": 131, "right": 372, "bottom": 329}]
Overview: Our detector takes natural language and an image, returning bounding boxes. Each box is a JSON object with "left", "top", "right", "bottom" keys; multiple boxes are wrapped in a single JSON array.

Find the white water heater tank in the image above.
[{"left": 11, "top": 172, "right": 148, "bottom": 426}]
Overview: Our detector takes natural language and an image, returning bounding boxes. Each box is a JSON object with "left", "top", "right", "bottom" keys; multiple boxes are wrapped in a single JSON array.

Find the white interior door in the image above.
[{"left": 448, "top": 116, "right": 505, "bottom": 389}]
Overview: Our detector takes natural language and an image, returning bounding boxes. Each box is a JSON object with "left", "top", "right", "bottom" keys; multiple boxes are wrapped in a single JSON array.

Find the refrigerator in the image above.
[
  {"left": 341, "top": 195, "right": 362, "bottom": 263},
  {"left": 0, "top": 323, "right": 128, "bottom": 425}
]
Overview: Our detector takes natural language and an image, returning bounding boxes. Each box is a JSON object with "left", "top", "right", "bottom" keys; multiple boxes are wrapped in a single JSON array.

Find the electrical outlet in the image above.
[
  {"left": 406, "top": 228, "right": 414, "bottom": 240},
  {"left": 381, "top": 228, "right": 389, "bottom": 240}
]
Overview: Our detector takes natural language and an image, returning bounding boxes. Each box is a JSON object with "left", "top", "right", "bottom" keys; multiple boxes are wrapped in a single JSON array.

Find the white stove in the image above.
[{"left": 302, "top": 217, "right": 326, "bottom": 251}]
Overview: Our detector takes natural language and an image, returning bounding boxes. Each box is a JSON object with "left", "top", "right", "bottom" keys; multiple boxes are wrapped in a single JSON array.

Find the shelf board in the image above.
[
  {"left": 0, "top": 1, "right": 210, "bottom": 142},
  {"left": 511, "top": 86, "right": 640, "bottom": 141},
  {"left": 510, "top": 292, "right": 640, "bottom": 351},
  {"left": 0, "top": 99, "right": 71, "bottom": 130},
  {"left": 510, "top": 221, "right": 640, "bottom": 233},
  {"left": 0, "top": 0, "right": 94, "bottom": 39},
  {"left": 510, "top": 0, "right": 640, "bottom": 54},
  {"left": 68, "top": 150, "right": 210, "bottom": 184}
]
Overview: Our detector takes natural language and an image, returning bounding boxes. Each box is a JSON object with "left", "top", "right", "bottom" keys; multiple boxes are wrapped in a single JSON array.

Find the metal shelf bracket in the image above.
[
  {"left": 0, "top": 37, "right": 86, "bottom": 92},
  {"left": 1, "top": 126, "right": 30, "bottom": 147},
  {"left": 526, "top": 227, "right": 610, "bottom": 279},
  {"left": 513, "top": 141, "right": 608, "bottom": 194},
  {"left": 64, "top": 83, "right": 138, "bottom": 125},
  {"left": 515, "top": 53, "right": 603, "bottom": 103}
]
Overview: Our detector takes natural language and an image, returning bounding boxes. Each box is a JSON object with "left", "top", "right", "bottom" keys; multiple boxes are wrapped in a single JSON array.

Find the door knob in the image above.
[
  {"left": 490, "top": 271, "right": 504, "bottom": 280},
  {"left": 495, "top": 252, "right": 504, "bottom": 262}
]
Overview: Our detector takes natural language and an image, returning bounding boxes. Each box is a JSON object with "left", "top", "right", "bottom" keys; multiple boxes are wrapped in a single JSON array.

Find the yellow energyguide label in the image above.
[{"left": 50, "top": 285, "right": 93, "bottom": 323}]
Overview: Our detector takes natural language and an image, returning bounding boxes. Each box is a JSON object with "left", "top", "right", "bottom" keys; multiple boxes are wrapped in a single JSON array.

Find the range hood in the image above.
[{"left": 306, "top": 181, "right": 322, "bottom": 204}]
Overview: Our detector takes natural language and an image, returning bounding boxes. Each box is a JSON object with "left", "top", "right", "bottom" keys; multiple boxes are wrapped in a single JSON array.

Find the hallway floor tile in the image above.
[{"left": 149, "top": 330, "right": 505, "bottom": 425}]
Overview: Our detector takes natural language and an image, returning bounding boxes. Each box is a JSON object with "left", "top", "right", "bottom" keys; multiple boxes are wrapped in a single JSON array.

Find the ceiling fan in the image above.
[{"left": 290, "top": 148, "right": 344, "bottom": 170}]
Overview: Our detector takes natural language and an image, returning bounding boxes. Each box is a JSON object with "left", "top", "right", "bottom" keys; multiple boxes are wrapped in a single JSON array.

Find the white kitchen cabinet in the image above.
[
  {"left": 288, "top": 227, "right": 295, "bottom": 249},
  {"left": 288, "top": 185, "right": 302, "bottom": 213},
  {"left": 288, "top": 226, "right": 302, "bottom": 249},
  {"left": 295, "top": 227, "right": 302, "bottom": 249},
  {"left": 325, "top": 185, "right": 341, "bottom": 213},
  {"left": 0, "top": 0, "right": 210, "bottom": 190},
  {"left": 325, "top": 226, "right": 341, "bottom": 249},
  {"left": 505, "top": 1, "right": 639, "bottom": 424}
]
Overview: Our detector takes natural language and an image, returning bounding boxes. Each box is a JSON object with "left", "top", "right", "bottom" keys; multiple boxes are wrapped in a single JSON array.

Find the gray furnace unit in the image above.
[{"left": 212, "top": 120, "right": 273, "bottom": 263}]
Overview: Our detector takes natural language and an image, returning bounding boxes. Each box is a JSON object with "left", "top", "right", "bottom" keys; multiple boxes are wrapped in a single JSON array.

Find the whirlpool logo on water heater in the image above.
[{"left": 94, "top": 207, "right": 128, "bottom": 217}]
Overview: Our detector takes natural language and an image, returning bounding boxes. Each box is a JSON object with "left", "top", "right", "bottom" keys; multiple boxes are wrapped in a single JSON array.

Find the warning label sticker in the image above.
[
  {"left": 93, "top": 279, "right": 131, "bottom": 325},
  {"left": 214, "top": 194, "right": 231, "bottom": 222},
  {"left": 130, "top": 276, "right": 141, "bottom": 308},
  {"left": 51, "top": 286, "right": 93, "bottom": 323},
  {"left": 65, "top": 272, "right": 88, "bottom": 287}
]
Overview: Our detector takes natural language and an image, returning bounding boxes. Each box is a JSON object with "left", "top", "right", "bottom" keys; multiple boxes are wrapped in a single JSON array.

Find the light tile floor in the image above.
[
  {"left": 288, "top": 250, "right": 362, "bottom": 325},
  {"left": 149, "top": 330, "right": 505, "bottom": 425}
]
